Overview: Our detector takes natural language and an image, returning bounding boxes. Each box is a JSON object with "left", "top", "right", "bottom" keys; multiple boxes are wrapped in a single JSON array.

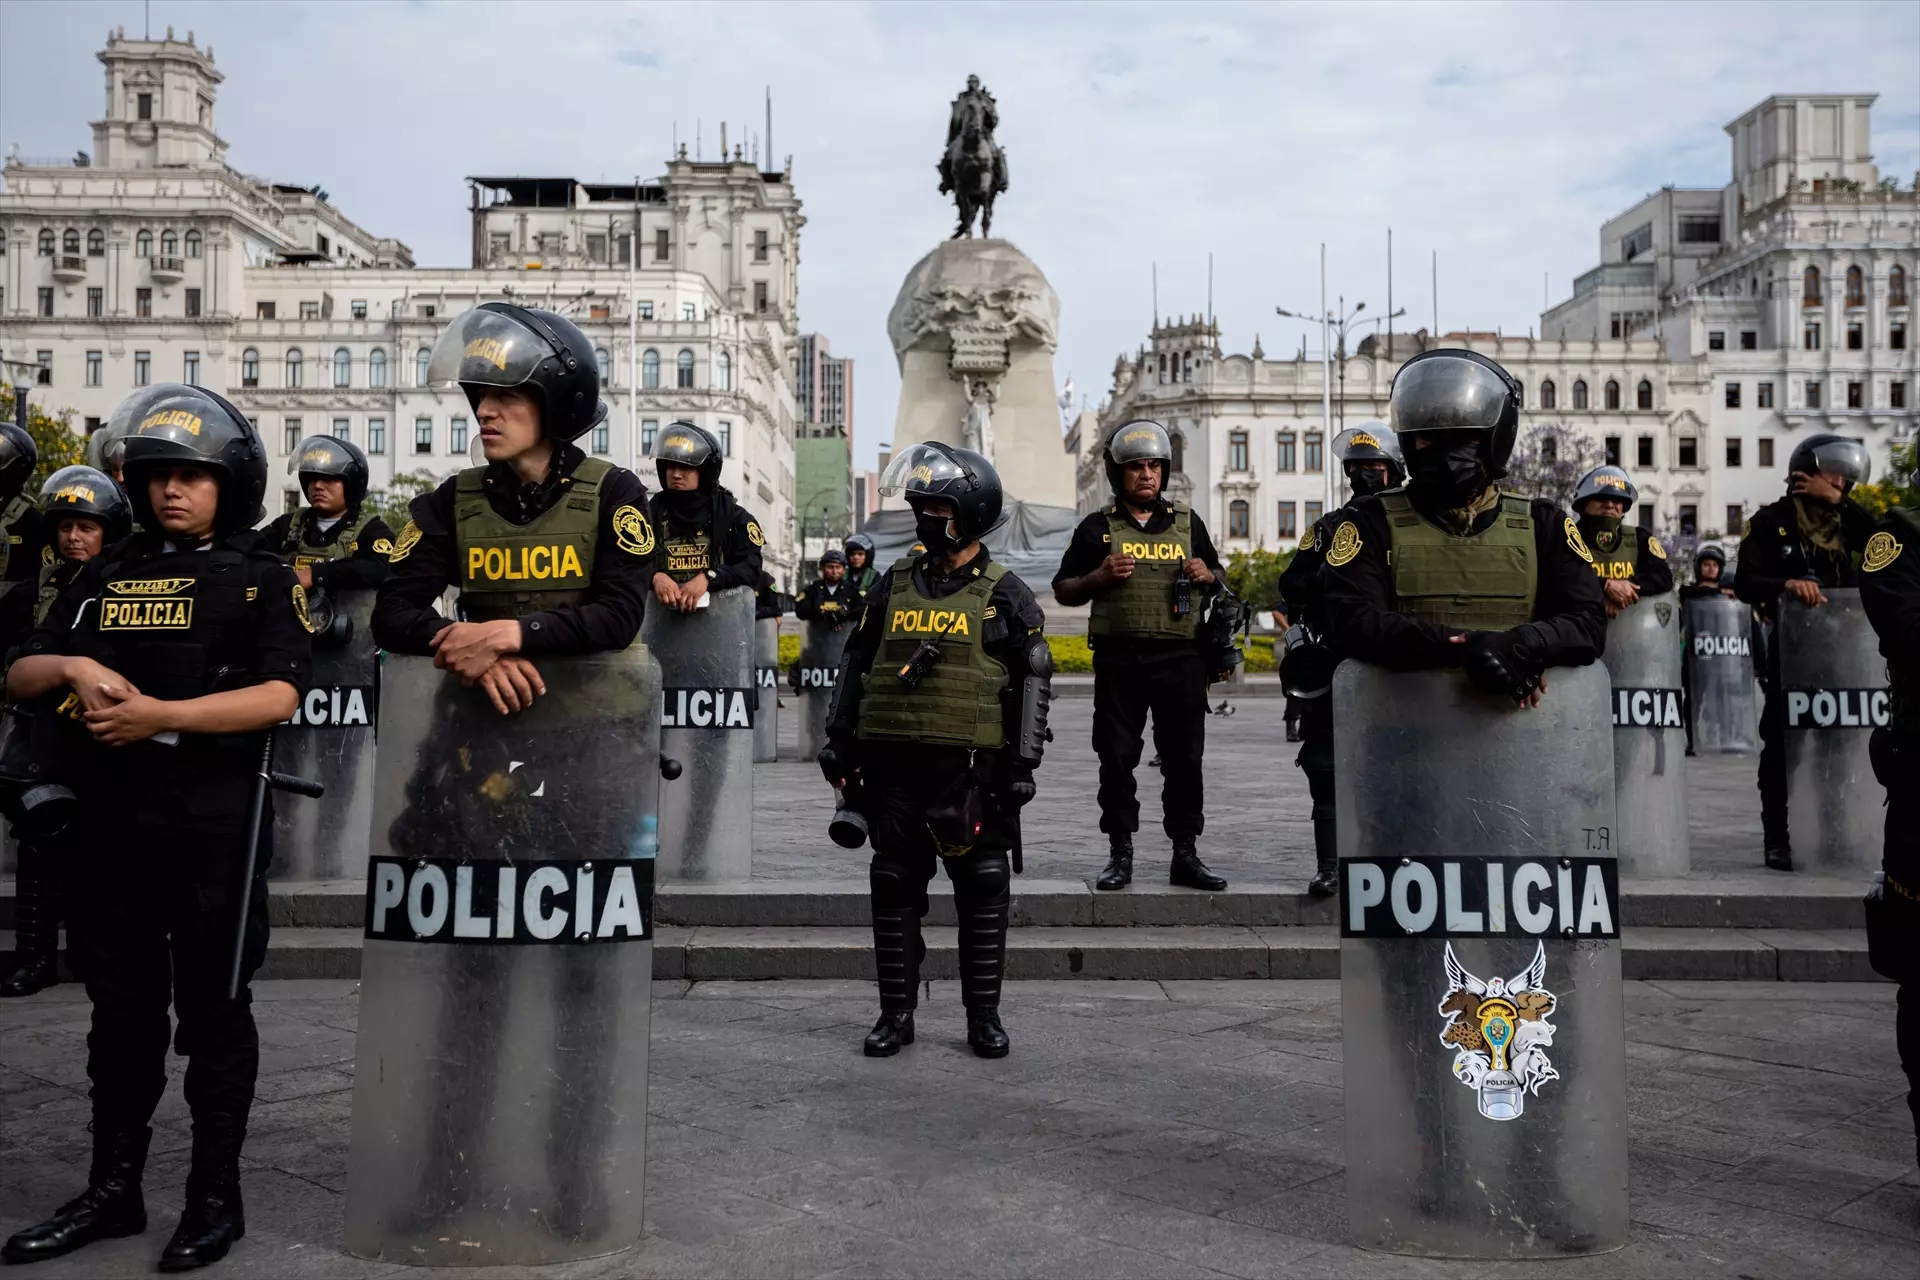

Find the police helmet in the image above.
[
  {"left": 880, "top": 440, "right": 1004, "bottom": 541},
  {"left": 843, "top": 532, "right": 875, "bottom": 562},
  {"left": 39, "top": 465, "right": 132, "bottom": 545},
  {"left": 425, "top": 303, "right": 606, "bottom": 443},
  {"left": 288, "top": 435, "right": 371, "bottom": 509},
  {"left": 651, "top": 420, "right": 723, "bottom": 492},
  {"left": 1572, "top": 465, "right": 1639, "bottom": 512},
  {"left": 819, "top": 547, "right": 847, "bottom": 569},
  {"left": 1334, "top": 424, "right": 1405, "bottom": 487},
  {"left": 93, "top": 382, "right": 187, "bottom": 476},
  {"left": 1787, "top": 434, "right": 1871, "bottom": 490},
  {"left": 118, "top": 385, "right": 268, "bottom": 536},
  {"left": 1696, "top": 544, "right": 1726, "bottom": 568},
  {"left": 1388, "top": 349, "right": 1524, "bottom": 476},
  {"left": 0, "top": 422, "right": 36, "bottom": 503},
  {"left": 1104, "top": 419, "right": 1173, "bottom": 495}
]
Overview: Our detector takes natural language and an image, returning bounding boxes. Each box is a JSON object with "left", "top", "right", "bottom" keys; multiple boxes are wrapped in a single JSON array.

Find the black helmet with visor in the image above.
[
  {"left": 118, "top": 385, "right": 268, "bottom": 536},
  {"left": 40, "top": 464, "right": 132, "bottom": 546},
  {"left": 1104, "top": 419, "right": 1173, "bottom": 496},
  {"left": 1389, "top": 349, "right": 1524, "bottom": 476},
  {"left": 651, "top": 420, "right": 723, "bottom": 491},
  {"left": 879, "top": 441, "right": 1004, "bottom": 541},
  {"left": 289, "top": 435, "right": 371, "bottom": 509},
  {"left": 425, "top": 303, "right": 606, "bottom": 443},
  {"left": 1787, "top": 434, "right": 1871, "bottom": 492}
]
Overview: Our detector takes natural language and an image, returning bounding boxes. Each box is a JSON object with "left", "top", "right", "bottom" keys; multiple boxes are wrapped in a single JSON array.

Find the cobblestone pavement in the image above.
[
  {"left": 1, "top": 978, "right": 1913, "bottom": 1278},
  {"left": 755, "top": 695, "right": 1772, "bottom": 884}
]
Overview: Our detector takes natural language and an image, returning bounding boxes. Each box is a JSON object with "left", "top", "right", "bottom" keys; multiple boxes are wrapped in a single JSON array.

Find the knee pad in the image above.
[
  {"left": 870, "top": 860, "right": 916, "bottom": 911},
  {"left": 951, "top": 853, "right": 1010, "bottom": 906}
]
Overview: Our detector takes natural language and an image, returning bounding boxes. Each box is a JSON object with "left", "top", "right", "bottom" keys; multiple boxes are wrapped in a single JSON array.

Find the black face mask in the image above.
[
  {"left": 664, "top": 488, "right": 709, "bottom": 523},
  {"left": 1346, "top": 465, "right": 1392, "bottom": 497},
  {"left": 914, "top": 510, "right": 960, "bottom": 556},
  {"left": 1406, "top": 437, "right": 1489, "bottom": 508},
  {"left": 1579, "top": 513, "right": 1624, "bottom": 551}
]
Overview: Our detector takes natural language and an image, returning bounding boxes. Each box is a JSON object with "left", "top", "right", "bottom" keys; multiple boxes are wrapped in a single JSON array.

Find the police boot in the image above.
[
  {"left": 1, "top": 863, "right": 60, "bottom": 997},
  {"left": 1, "top": 1120, "right": 149, "bottom": 1263},
  {"left": 1306, "top": 815, "right": 1339, "bottom": 898},
  {"left": 956, "top": 856, "right": 1011, "bottom": 1059},
  {"left": 865, "top": 865, "right": 922, "bottom": 1058},
  {"left": 863, "top": 1011, "right": 915, "bottom": 1057},
  {"left": 1096, "top": 832, "right": 1133, "bottom": 891},
  {"left": 967, "top": 1009, "right": 1010, "bottom": 1059},
  {"left": 157, "top": 1120, "right": 246, "bottom": 1271},
  {"left": 1170, "top": 837, "right": 1227, "bottom": 891}
]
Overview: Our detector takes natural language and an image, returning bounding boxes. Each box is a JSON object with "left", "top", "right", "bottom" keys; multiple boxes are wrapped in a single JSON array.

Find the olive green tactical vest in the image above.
[
  {"left": 33, "top": 559, "right": 66, "bottom": 627},
  {"left": 857, "top": 557, "right": 1009, "bottom": 748},
  {"left": 0, "top": 494, "right": 33, "bottom": 581},
  {"left": 1381, "top": 488, "right": 1536, "bottom": 630},
  {"left": 1088, "top": 504, "right": 1201, "bottom": 642},
  {"left": 1884, "top": 507, "right": 1920, "bottom": 737},
  {"left": 662, "top": 527, "right": 712, "bottom": 583},
  {"left": 288, "top": 507, "right": 378, "bottom": 571},
  {"left": 453, "top": 458, "right": 608, "bottom": 621},
  {"left": 1585, "top": 522, "right": 1638, "bottom": 582}
]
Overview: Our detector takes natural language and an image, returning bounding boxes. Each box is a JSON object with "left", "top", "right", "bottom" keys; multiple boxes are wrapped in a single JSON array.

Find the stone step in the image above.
[
  {"left": 3, "top": 924, "right": 1881, "bottom": 984},
  {"left": 1, "top": 874, "right": 1862, "bottom": 932}
]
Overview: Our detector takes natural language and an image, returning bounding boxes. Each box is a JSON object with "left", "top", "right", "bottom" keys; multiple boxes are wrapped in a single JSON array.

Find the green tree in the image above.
[
  {"left": 1851, "top": 441, "right": 1918, "bottom": 517},
  {"left": 367, "top": 469, "right": 439, "bottom": 530},
  {"left": 1224, "top": 546, "right": 1294, "bottom": 611},
  {"left": 0, "top": 388, "right": 89, "bottom": 494}
]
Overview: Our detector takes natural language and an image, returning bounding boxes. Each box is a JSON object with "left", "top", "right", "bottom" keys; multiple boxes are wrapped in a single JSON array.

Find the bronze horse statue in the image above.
[{"left": 946, "top": 120, "right": 1005, "bottom": 239}]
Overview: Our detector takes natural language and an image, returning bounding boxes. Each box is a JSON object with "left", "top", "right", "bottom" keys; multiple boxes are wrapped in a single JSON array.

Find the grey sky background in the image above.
[{"left": 2, "top": 0, "right": 1914, "bottom": 470}]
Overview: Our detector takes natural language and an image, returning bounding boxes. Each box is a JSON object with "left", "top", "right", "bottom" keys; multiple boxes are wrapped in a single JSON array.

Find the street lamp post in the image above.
[
  {"left": 2, "top": 358, "right": 40, "bottom": 431},
  {"left": 1276, "top": 298, "right": 1408, "bottom": 510}
]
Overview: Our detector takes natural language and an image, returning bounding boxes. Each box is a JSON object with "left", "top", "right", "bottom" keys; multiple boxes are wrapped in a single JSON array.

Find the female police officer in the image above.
[
  {"left": 646, "top": 420, "right": 763, "bottom": 615},
  {"left": 370, "top": 303, "right": 653, "bottom": 710},
  {"left": 3, "top": 388, "right": 310, "bottom": 1270},
  {"left": 261, "top": 435, "right": 395, "bottom": 595}
]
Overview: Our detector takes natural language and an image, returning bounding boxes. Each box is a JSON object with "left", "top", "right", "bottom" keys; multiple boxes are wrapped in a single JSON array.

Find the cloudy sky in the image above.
[{"left": 3, "top": 0, "right": 1914, "bottom": 469}]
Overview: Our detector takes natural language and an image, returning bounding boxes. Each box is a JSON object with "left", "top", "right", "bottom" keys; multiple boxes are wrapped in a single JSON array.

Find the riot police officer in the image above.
[
  {"left": 1735, "top": 433, "right": 1875, "bottom": 870},
  {"left": 0, "top": 465, "right": 131, "bottom": 997},
  {"left": 647, "top": 420, "right": 763, "bottom": 615},
  {"left": 1053, "top": 419, "right": 1227, "bottom": 892},
  {"left": 370, "top": 304, "right": 653, "bottom": 712},
  {"left": 1321, "top": 349, "right": 1605, "bottom": 705},
  {"left": 795, "top": 547, "right": 861, "bottom": 629},
  {"left": 3, "top": 387, "right": 310, "bottom": 1270},
  {"left": 260, "top": 435, "right": 394, "bottom": 594},
  {"left": 0, "top": 421, "right": 45, "bottom": 593},
  {"left": 1278, "top": 428, "right": 1404, "bottom": 897},
  {"left": 1857, "top": 505, "right": 1920, "bottom": 1169},
  {"left": 821, "top": 442, "right": 1050, "bottom": 1059},
  {"left": 1681, "top": 545, "right": 1733, "bottom": 602},
  {"left": 1571, "top": 464, "right": 1673, "bottom": 615},
  {"left": 844, "top": 532, "right": 880, "bottom": 597}
]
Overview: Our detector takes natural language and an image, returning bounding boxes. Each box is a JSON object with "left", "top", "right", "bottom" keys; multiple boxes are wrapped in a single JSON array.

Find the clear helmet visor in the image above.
[
  {"left": 879, "top": 442, "right": 969, "bottom": 497},
  {"left": 651, "top": 421, "right": 714, "bottom": 468},
  {"left": 1334, "top": 423, "right": 1400, "bottom": 464},
  {"left": 1806, "top": 439, "right": 1871, "bottom": 486},
  {"left": 424, "top": 307, "right": 548, "bottom": 392},
  {"left": 1107, "top": 420, "right": 1172, "bottom": 465},
  {"left": 288, "top": 436, "right": 357, "bottom": 478},
  {"left": 1391, "top": 356, "right": 1512, "bottom": 436}
]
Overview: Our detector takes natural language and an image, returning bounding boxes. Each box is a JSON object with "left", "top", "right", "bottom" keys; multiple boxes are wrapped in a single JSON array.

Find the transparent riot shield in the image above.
[
  {"left": 1685, "top": 594, "right": 1759, "bottom": 754},
  {"left": 1601, "top": 592, "right": 1689, "bottom": 876},
  {"left": 753, "top": 617, "right": 779, "bottom": 764},
  {"left": 1334, "top": 662, "right": 1627, "bottom": 1259},
  {"left": 270, "top": 588, "right": 377, "bottom": 881},
  {"left": 640, "top": 586, "right": 754, "bottom": 882},
  {"left": 344, "top": 647, "right": 661, "bottom": 1267},
  {"left": 794, "top": 620, "right": 852, "bottom": 764},
  {"left": 1778, "top": 588, "right": 1885, "bottom": 872}
]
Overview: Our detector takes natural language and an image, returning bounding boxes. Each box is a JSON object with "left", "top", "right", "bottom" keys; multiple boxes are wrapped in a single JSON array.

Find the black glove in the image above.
[
  {"left": 819, "top": 736, "right": 854, "bottom": 787},
  {"left": 1461, "top": 630, "right": 1539, "bottom": 703},
  {"left": 1004, "top": 765, "right": 1037, "bottom": 808}
]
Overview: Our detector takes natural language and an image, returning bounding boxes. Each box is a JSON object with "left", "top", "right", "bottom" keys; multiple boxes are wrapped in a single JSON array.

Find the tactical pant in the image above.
[
  {"left": 1759, "top": 685, "right": 1788, "bottom": 849},
  {"left": 74, "top": 807, "right": 269, "bottom": 1129},
  {"left": 1874, "top": 729, "right": 1920, "bottom": 1166},
  {"left": 7, "top": 840, "right": 64, "bottom": 976},
  {"left": 1295, "top": 697, "right": 1337, "bottom": 878},
  {"left": 1092, "top": 650, "right": 1207, "bottom": 840}
]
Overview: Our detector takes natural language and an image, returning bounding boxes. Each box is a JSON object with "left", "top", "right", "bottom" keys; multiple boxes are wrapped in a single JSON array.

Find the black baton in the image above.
[{"left": 227, "top": 732, "right": 325, "bottom": 1000}]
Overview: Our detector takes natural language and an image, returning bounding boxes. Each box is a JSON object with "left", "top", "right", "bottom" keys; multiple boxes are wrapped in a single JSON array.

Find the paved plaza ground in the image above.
[{"left": 2, "top": 977, "right": 1914, "bottom": 1279}]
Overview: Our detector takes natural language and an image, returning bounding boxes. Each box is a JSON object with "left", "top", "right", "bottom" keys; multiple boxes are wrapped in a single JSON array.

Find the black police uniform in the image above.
[
  {"left": 372, "top": 442, "right": 651, "bottom": 651},
  {"left": 754, "top": 569, "right": 787, "bottom": 621},
  {"left": 1678, "top": 555, "right": 1734, "bottom": 754},
  {"left": 1857, "top": 509, "right": 1920, "bottom": 1168},
  {"left": 795, "top": 575, "right": 863, "bottom": 630},
  {"left": 260, "top": 505, "right": 396, "bottom": 593},
  {"left": 1579, "top": 521, "right": 1674, "bottom": 596},
  {"left": 1277, "top": 512, "right": 1351, "bottom": 891},
  {"left": 1735, "top": 492, "right": 1875, "bottom": 860},
  {"left": 646, "top": 485, "right": 764, "bottom": 595},
  {"left": 1053, "top": 499, "right": 1222, "bottom": 851}
]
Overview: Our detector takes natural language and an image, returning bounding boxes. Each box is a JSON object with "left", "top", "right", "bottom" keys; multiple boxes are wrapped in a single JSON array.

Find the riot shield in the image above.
[
  {"left": 1601, "top": 592, "right": 1689, "bottom": 876},
  {"left": 1334, "top": 662, "right": 1627, "bottom": 1259},
  {"left": 270, "top": 588, "right": 377, "bottom": 881},
  {"left": 794, "top": 620, "right": 852, "bottom": 764},
  {"left": 753, "top": 616, "right": 779, "bottom": 764},
  {"left": 640, "top": 586, "right": 754, "bottom": 882},
  {"left": 1778, "top": 588, "right": 1885, "bottom": 872},
  {"left": 344, "top": 647, "right": 661, "bottom": 1267},
  {"left": 1685, "top": 594, "right": 1759, "bottom": 753}
]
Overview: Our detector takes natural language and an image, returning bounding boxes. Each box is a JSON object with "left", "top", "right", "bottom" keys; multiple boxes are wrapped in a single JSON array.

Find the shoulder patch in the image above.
[
  {"left": 389, "top": 521, "right": 423, "bottom": 563},
  {"left": 371, "top": 537, "right": 395, "bottom": 557},
  {"left": 1325, "top": 521, "right": 1362, "bottom": 568},
  {"left": 1648, "top": 535, "right": 1667, "bottom": 560},
  {"left": 1565, "top": 517, "right": 1594, "bottom": 563},
  {"left": 613, "top": 504, "right": 655, "bottom": 557},
  {"left": 746, "top": 519, "right": 766, "bottom": 548},
  {"left": 1864, "top": 530, "right": 1903, "bottom": 573},
  {"left": 292, "top": 583, "right": 314, "bottom": 633}
]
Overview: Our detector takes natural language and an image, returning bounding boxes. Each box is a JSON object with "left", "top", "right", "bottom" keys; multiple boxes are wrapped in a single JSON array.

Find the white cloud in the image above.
[{"left": 3, "top": 0, "right": 1910, "bottom": 470}]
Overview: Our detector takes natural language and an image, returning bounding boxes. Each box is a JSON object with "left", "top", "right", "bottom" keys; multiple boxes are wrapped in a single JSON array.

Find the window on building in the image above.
[
  {"left": 86, "top": 229, "right": 104, "bottom": 256},
  {"left": 642, "top": 349, "right": 660, "bottom": 389},
  {"left": 1678, "top": 437, "right": 1698, "bottom": 468},
  {"left": 1228, "top": 500, "right": 1250, "bottom": 539},
  {"left": 369, "top": 348, "right": 386, "bottom": 387},
  {"left": 242, "top": 348, "right": 260, "bottom": 387},
  {"left": 1759, "top": 438, "right": 1775, "bottom": 467},
  {"left": 654, "top": 228, "right": 670, "bottom": 261},
  {"left": 333, "top": 347, "right": 351, "bottom": 388},
  {"left": 349, "top": 299, "right": 367, "bottom": 320},
  {"left": 591, "top": 418, "right": 610, "bottom": 455},
  {"left": 414, "top": 418, "right": 433, "bottom": 454},
  {"left": 754, "top": 229, "right": 770, "bottom": 263},
  {"left": 450, "top": 416, "right": 468, "bottom": 453},
  {"left": 1678, "top": 505, "right": 1698, "bottom": 537},
  {"left": 1184, "top": 351, "right": 1194, "bottom": 382},
  {"left": 1887, "top": 265, "right": 1909, "bottom": 307},
  {"left": 589, "top": 304, "right": 610, "bottom": 320},
  {"left": 1893, "top": 382, "right": 1909, "bottom": 410},
  {"left": 1604, "top": 379, "right": 1621, "bottom": 410},
  {"left": 1804, "top": 322, "right": 1821, "bottom": 350},
  {"left": 1845, "top": 265, "right": 1865, "bottom": 308},
  {"left": 676, "top": 349, "right": 695, "bottom": 388},
  {"left": 417, "top": 303, "right": 436, "bottom": 320},
  {"left": 754, "top": 281, "right": 769, "bottom": 314},
  {"left": 184, "top": 287, "right": 200, "bottom": 318},
  {"left": 586, "top": 233, "right": 607, "bottom": 265},
  {"left": 1726, "top": 437, "right": 1742, "bottom": 467},
  {"left": 36, "top": 287, "right": 52, "bottom": 318},
  {"left": 1541, "top": 435, "right": 1558, "bottom": 464},
  {"left": 85, "top": 351, "right": 102, "bottom": 386},
  {"left": 299, "top": 300, "right": 320, "bottom": 320},
  {"left": 642, "top": 419, "right": 659, "bottom": 456},
  {"left": 1228, "top": 430, "right": 1249, "bottom": 472},
  {"left": 184, "top": 230, "right": 201, "bottom": 258},
  {"left": 1604, "top": 435, "right": 1621, "bottom": 466},
  {"left": 1893, "top": 322, "right": 1908, "bottom": 351},
  {"left": 416, "top": 348, "right": 431, "bottom": 387},
  {"left": 1305, "top": 500, "right": 1323, "bottom": 529},
  {"left": 160, "top": 231, "right": 177, "bottom": 257},
  {"left": 591, "top": 347, "right": 610, "bottom": 383},
  {"left": 637, "top": 300, "right": 654, "bottom": 320},
  {"left": 37, "top": 228, "right": 54, "bottom": 256},
  {"left": 137, "top": 92, "right": 152, "bottom": 120},
  {"left": 1848, "top": 381, "right": 1864, "bottom": 409},
  {"left": 682, "top": 301, "right": 696, "bottom": 322},
  {"left": 1572, "top": 379, "right": 1589, "bottom": 410},
  {"left": 183, "top": 352, "right": 199, "bottom": 386},
  {"left": 1157, "top": 354, "right": 1168, "bottom": 385},
  {"left": 717, "top": 350, "right": 733, "bottom": 392},
  {"left": 1757, "top": 382, "right": 1774, "bottom": 409},
  {"left": 256, "top": 300, "right": 275, "bottom": 319},
  {"left": 1806, "top": 380, "right": 1823, "bottom": 409},
  {"left": 1275, "top": 431, "right": 1296, "bottom": 472},
  {"left": 1637, "top": 379, "right": 1653, "bottom": 411},
  {"left": 1170, "top": 431, "right": 1185, "bottom": 474},
  {"left": 1740, "top": 331, "right": 1758, "bottom": 350},
  {"left": 1848, "top": 323, "right": 1864, "bottom": 351},
  {"left": 62, "top": 228, "right": 80, "bottom": 255},
  {"left": 1620, "top": 223, "right": 1653, "bottom": 259},
  {"left": 1677, "top": 215, "right": 1721, "bottom": 244},
  {"left": 284, "top": 348, "right": 303, "bottom": 387},
  {"left": 34, "top": 351, "right": 51, "bottom": 385},
  {"left": 134, "top": 287, "right": 151, "bottom": 318},
  {"left": 331, "top": 417, "right": 351, "bottom": 443},
  {"left": 1540, "top": 379, "right": 1556, "bottom": 410},
  {"left": 132, "top": 351, "right": 150, "bottom": 386},
  {"left": 284, "top": 418, "right": 302, "bottom": 453},
  {"left": 1803, "top": 266, "right": 1823, "bottom": 307},
  {"left": 364, "top": 417, "right": 386, "bottom": 454},
  {"left": 1708, "top": 331, "right": 1726, "bottom": 350},
  {"left": 1726, "top": 382, "right": 1742, "bottom": 409},
  {"left": 86, "top": 287, "right": 103, "bottom": 318},
  {"left": 1304, "top": 431, "right": 1323, "bottom": 473},
  {"left": 1636, "top": 436, "right": 1654, "bottom": 469},
  {"left": 1276, "top": 502, "right": 1297, "bottom": 540}
]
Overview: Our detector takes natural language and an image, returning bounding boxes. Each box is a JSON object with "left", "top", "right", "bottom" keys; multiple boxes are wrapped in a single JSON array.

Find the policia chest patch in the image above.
[
  {"left": 366, "top": 856, "right": 651, "bottom": 944},
  {"left": 99, "top": 577, "right": 196, "bottom": 629}
]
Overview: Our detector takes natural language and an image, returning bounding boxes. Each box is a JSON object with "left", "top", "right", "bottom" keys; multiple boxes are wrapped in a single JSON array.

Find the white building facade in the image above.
[{"left": 1, "top": 29, "right": 803, "bottom": 576}]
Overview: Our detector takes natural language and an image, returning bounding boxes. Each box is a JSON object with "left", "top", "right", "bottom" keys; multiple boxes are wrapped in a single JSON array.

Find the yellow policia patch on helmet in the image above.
[
  {"left": 1351, "top": 432, "right": 1382, "bottom": 450},
  {"left": 292, "top": 583, "right": 314, "bottom": 633},
  {"left": 372, "top": 538, "right": 394, "bottom": 557},
  {"left": 613, "top": 504, "right": 655, "bottom": 557},
  {"left": 746, "top": 520, "right": 766, "bottom": 548},
  {"left": 1325, "top": 521, "right": 1362, "bottom": 568},
  {"left": 463, "top": 336, "right": 510, "bottom": 370},
  {"left": 1565, "top": 517, "right": 1594, "bottom": 563},
  {"left": 1648, "top": 535, "right": 1668, "bottom": 560},
  {"left": 389, "top": 521, "right": 424, "bottom": 562},
  {"left": 1864, "top": 530, "right": 1903, "bottom": 573},
  {"left": 138, "top": 409, "right": 202, "bottom": 436}
]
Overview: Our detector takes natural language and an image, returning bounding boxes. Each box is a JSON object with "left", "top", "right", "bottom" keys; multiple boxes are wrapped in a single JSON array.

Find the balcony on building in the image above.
[
  {"left": 51, "top": 254, "right": 87, "bottom": 283},
  {"left": 150, "top": 255, "right": 186, "bottom": 283}
]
